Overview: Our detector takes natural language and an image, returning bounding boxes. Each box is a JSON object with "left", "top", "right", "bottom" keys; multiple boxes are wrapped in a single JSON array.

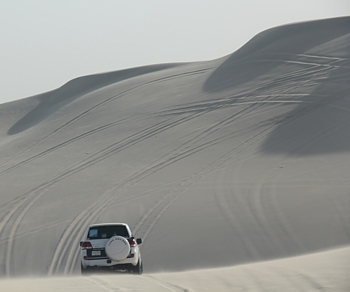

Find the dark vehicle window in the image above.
[{"left": 88, "top": 225, "right": 129, "bottom": 239}]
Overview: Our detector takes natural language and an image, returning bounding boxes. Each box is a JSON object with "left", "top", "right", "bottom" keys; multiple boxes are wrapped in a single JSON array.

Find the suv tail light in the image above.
[
  {"left": 128, "top": 238, "right": 136, "bottom": 246},
  {"left": 80, "top": 241, "right": 93, "bottom": 249}
]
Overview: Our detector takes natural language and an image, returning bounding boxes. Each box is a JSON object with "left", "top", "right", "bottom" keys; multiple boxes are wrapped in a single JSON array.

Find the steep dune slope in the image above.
[{"left": 0, "top": 16, "right": 349, "bottom": 282}]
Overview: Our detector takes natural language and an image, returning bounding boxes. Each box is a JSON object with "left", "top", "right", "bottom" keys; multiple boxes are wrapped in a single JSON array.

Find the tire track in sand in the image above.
[
  {"left": 47, "top": 108, "right": 224, "bottom": 275},
  {"left": 51, "top": 100, "right": 271, "bottom": 275},
  {"left": 2, "top": 109, "right": 209, "bottom": 277},
  {"left": 1, "top": 67, "right": 213, "bottom": 276},
  {"left": 0, "top": 67, "right": 211, "bottom": 169}
]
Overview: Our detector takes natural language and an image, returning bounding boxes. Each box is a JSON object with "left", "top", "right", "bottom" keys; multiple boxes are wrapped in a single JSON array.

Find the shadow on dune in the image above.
[
  {"left": 203, "top": 17, "right": 350, "bottom": 93},
  {"left": 203, "top": 16, "right": 350, "bottom": 156},
  {"left": 260, "top": 48, "right": 350, "bottom": 156},
  {"left": 258, "top": 18, "right": 350, "bottom": 156},
  {"left": 8, "top": 64, "right": 179, "bottom": 135}
]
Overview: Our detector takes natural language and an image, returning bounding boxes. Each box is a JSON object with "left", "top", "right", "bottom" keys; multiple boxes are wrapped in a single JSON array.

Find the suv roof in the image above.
[{"left": 88, "top": 223, "right": 128, "bottom": 227}]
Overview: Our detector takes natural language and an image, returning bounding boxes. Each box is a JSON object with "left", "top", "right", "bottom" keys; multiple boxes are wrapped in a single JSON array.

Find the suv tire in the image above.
[
  {"left": 131, "top": 260, "right": 143, "bottom": 275},
  {"left": 81, "top": 264, "right": 91, "bottom": 275}
]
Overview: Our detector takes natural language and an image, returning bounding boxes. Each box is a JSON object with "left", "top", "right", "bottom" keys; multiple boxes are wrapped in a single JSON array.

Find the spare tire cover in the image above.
[{"left": 105, "top": 236, "right": 130, "bottom": 261}]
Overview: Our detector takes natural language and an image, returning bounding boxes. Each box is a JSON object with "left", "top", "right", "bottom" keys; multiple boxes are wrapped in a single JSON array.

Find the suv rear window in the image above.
[{"left": 87, "top": 225, "right": 129, "bottom": 239}]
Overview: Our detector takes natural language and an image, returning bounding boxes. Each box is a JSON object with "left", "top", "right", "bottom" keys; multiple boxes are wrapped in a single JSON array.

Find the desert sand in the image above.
[{"left": 0, "top": 16, "right": 349, "bottom": 291}]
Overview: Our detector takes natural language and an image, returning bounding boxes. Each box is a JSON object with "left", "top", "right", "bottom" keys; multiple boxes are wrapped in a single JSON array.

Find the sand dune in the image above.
[
  {"left": 0, "top": 247, "right": 349, "bottom": 291},
  {"left": 0, "top": 16, "right": 349, "bottom": 291}
]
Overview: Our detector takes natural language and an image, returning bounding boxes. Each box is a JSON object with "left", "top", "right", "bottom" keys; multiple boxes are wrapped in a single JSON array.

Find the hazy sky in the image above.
[{"left": 0, "top": 0, "right": 349, "bottom": 104}]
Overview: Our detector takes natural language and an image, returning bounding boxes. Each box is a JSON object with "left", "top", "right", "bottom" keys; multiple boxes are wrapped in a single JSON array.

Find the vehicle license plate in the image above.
[{"left": 92, "top": 250, "right": 101, "bottom": 256}]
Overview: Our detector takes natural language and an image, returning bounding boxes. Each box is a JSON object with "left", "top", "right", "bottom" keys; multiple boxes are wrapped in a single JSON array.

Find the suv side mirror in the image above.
[
  {"left": 136, "top": 238, "right": 142, "bottom": 245},
  {"left": 80, "top": 241, "right": 83, "bottom": 247}
]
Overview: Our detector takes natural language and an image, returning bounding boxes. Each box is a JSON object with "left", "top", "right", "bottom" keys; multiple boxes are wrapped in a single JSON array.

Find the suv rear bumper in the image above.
[{"left": 81, "top": 255, "right": 138, "bottom": 268}]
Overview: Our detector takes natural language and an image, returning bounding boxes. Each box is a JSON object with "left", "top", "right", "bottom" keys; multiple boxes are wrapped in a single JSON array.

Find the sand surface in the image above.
[
  {"left": 0, "top": 247, "right": 349, "bottom": 291},
  {"left": 0, "top": 16, "right": 349, "bottom": 291}
]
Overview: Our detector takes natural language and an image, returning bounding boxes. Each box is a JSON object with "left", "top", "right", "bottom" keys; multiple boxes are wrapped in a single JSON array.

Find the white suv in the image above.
[{"left": 80, "top": 223, "right": 143, "bottom": 274}]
